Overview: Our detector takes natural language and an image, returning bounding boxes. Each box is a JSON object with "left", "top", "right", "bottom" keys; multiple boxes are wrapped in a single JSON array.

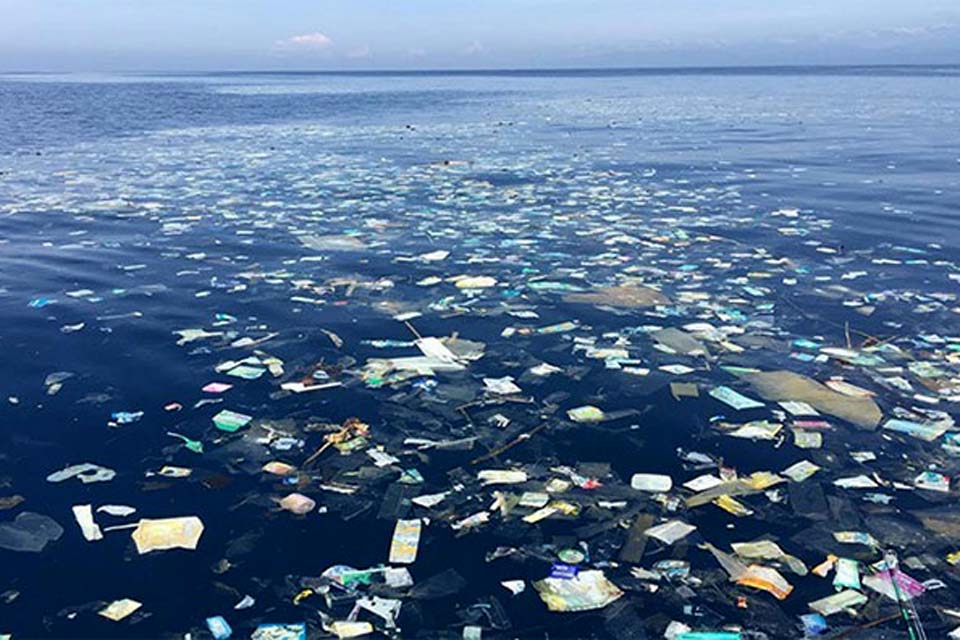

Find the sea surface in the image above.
[{"left": 1, "top": 67, "right": 960, "bottom": 638}]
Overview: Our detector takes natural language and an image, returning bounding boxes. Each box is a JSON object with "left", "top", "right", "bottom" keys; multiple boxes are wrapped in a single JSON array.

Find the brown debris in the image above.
[{"left": 564, "top": 285, "right": 670, "bottom": 308}]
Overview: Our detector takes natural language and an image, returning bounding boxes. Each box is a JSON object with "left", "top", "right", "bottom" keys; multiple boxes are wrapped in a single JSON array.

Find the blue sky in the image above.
[{"left": 1, "top": 0, "right": 959, "bottom": 71}]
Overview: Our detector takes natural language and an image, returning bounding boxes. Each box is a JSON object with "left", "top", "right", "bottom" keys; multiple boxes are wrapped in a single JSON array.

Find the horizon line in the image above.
[{"left": 3, "top": 61, "right": 960, "bottom": 76}]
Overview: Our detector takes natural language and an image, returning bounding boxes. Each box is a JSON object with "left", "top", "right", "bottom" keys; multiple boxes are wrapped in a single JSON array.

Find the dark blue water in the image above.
[{"left": 1, "top": 68, "right": 960, "bottom": 638}]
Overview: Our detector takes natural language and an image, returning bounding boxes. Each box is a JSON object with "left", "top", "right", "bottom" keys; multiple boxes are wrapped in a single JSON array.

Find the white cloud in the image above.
[
  {"left": 274, "top": 32, "right": 333, "bottom": 51},
  {"left": 463, "top": 40, "right": 484, "bottom": 55},
  {"left": 346, "top": 44, "right": 371, "bottom": 59}
]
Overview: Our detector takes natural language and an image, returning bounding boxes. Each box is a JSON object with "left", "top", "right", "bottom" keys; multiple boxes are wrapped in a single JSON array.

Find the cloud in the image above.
[
  {"left": 346, "top": 44, "right": 371, "bottom": 59},
  {"left": 463, "top": 40, "right": 484, "bottom": 55},
  {"left": 274, "top": 32, "right": 333, "bottom": 51},
  {"left": 819, "top": 21, "right": 959, "bottom": 44}
]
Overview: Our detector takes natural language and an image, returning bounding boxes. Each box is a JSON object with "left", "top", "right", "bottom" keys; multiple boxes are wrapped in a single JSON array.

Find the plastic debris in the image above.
[
  {"left": 98, "top": 598, "right": 142, "bottom": 622},
  {"left": 71, "top": 504, "right": 103, "bottom": 542},
  {"left": 212, "top": 409, "right": 253, "bottom": 433},
  {"left": 388, "top": 519, "right": 421, "bottom": 564},
  {"left": 277, "top": 493, "right": 316, "bottom": 515},
  {"left": 709, "top": 386, "right": 765, "bottom": 410},
  {"left": 0, "top": 512, "right": 64, "bottom": 552},
  {"left": 741, "top": 370, "right": 882, "bottom": 429},
  {"left": 533, "top": 570, "right": 624, "bottom": 612},
  {"left": 630, "top": 473, "right": 673, "bottom": 493},
  {"left": 735, "top": 564, "right": 793, "bottom": 600},
  {"left": 46, "top": 463, "right": 116, "bottom": 484},
  {"left": 564, "top": 285, "right": 669, "bottom": 308},
  {"left": 206, "top": 616, "right": 233, "bottom": 639},
  {"left": 645, "top": 520, "right": 697, "bottom": 545},
  {"left": 131, "top": 517, "right": 204, "bottom": 554},
  {"left": 566, "top": 405, "right": 605, "bottom": 423},
  {"left": 251, "top": 623, "right": 307, "bottom": 640},
  {"left": 808, "top": 590, "right": 868, "bottom": 616}
]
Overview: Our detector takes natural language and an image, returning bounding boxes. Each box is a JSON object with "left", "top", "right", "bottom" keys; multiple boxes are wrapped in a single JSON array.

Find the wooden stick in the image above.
[
  {"left": 471, "top": 423, "right": 547, "bottom": 465},
  {"left": 303, "top": 423, "right": 352, "bottom": 466},
  {"left": 777, "top": 293, "right": 912, "bottom": 358},
  {"left": 404, "top": 321, "right": 422, "bottom": 340},
  {"left": 824, "top": 613, "right": 901, "bottom": 639},
  {"left": 302, "top": 440, "right": 334, "bottom": 467}
]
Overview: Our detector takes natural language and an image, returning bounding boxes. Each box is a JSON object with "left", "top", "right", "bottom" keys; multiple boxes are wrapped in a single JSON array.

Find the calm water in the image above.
[{"left": 2, "top": 68, "right": 960, "bottom": 638}]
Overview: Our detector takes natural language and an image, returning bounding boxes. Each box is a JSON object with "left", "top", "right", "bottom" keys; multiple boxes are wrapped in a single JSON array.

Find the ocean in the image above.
[{"left": 1, "top": 67, "right": 960, "bottom": 638}]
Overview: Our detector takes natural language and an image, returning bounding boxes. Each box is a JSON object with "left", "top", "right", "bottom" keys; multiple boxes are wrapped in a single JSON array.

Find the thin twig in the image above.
[
  {"left": 824, "top": 613, "right": 902, "bottom": 639},
  {"left": 404, "top": 321, "right": 422, "bottom": 340},
  {"left": 471, "top": 423, "right": 547, "bottom": 465}
]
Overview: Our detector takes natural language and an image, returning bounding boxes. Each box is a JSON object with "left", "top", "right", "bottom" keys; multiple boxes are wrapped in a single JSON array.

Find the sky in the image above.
[{"left": 1, "top": 0, "right": 959, "bottom": 71}]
